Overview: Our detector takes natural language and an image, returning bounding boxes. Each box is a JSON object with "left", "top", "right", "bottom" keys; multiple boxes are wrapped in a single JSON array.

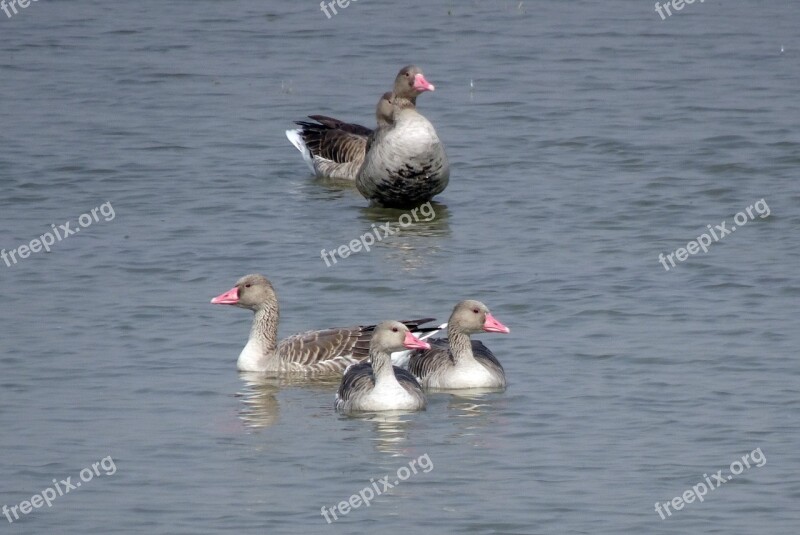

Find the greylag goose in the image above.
[
  {"left": 335, "top": 321, "right": 430, "bottom": 413},
  {"left": 210, "top": 274, "right": 434, "bottom": 373},
  {"left": 407, "top": 301, "right": 510, "bottom": 389},
  {"left": 285, "top": 92, "right": 394, "bottom": 180},
  {"left": 356, "top": 65, "right": 449, "bottom": 207},
  {"left": 286, "top": 65, "right": 447, "bottom": 200}
]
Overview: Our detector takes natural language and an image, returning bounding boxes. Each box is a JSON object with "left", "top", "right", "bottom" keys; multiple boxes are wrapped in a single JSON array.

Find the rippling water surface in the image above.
[{"left": 1, "top": 1, "right": 799, "bottom": 533}]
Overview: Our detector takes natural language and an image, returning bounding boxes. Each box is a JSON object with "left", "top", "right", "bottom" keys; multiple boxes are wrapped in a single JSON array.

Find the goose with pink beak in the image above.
[
  {"left": 210, "top": 274, "right": 435, "bottom": 373},
  {"left": 356, "top": 65, "right": 449, "bottom": 207},
  {"left": 287, "top": 65, "right": 448, "bottom": 207},
  {"left": 335, "top": 321, "right": 431, "bottom": 413},
  {"left": 407, "top": 300, "right": 511, "bottom": 389}
]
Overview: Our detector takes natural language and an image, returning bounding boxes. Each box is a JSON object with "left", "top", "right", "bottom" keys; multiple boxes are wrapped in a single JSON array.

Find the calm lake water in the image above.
[{"left": 1, "top": 1, "right": 799, "bottom": 533}]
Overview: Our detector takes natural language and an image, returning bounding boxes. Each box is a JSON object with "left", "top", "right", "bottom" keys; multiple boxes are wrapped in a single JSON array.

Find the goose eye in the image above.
[
  {"left": 473, "top": 308, "right": 480, "bottom": 314},
  {"left": 392, "top": 327, "right": 399, "bottom": 332},
  {"left": 245, "top": 284, "right": 251, "bottom": 288}
]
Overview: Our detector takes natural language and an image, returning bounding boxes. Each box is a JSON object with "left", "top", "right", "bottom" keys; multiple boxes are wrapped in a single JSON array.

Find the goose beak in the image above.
[
  {"left": 413, "top": 73, "right": 435, "bottom": 92},
  {"left": 403, "top": 331, "right": 431, "bottom": 350},
  {"left": 211, "top": 287, "right": 239, "bottom": 305},
  {"left": 483, "top": 313, "right": 510, "bottom": 334}
]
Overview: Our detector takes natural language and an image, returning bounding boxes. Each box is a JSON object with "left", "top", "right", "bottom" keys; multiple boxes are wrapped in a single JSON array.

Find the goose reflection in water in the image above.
[
  {"left": 438, "top": 388, "right": 509, "bottom": 449},
  {"left": 356, "top": 202, "right": 451, "bottom": 272},
  {"left": 236, "top": 372, "right": 340, "bottom": 430},
  {"left": 337, "top": 412, "right": 417, "bottom": 457}
]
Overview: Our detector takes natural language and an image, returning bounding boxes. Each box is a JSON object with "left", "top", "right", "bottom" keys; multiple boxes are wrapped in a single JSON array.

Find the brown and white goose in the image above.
[
  {"left": 286, "top": 65, "right": 447, "bottom": 202},
  {"left": 356, "top": 65, "right": 450, "bottom": 207},
  {"left": 210, "top": 274, "right": 434, "bottom": 373},
  {"left": 335, "top": 321, "right": 430, "bottom": 413},
  {"left": 407, "top": 301, "right": 510, "bottom": 389}
]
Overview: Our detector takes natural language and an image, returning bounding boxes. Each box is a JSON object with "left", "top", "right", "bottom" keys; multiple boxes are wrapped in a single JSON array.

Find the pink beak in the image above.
[
  {"left": 413, "top": 73, "right": 435, "bottom": 92},
  {"left": 483, "top": 313, "right": 510, "bottom": 334},
  {"left": 211, "top": 287, "right": 239, "bottom": 305},
  {"left": 403, "top": 331, "right": 431, "bottom": 350}
]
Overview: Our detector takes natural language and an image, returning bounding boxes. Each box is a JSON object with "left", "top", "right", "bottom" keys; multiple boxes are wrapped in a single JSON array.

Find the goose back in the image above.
[{"left": 276, "top": 317, "right": 435, "bottom": 374}]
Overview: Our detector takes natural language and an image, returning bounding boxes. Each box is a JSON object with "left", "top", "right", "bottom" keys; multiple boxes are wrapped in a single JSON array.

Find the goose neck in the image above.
[{"left": 448, "top": 330, "right": 475, "bottom": 364}]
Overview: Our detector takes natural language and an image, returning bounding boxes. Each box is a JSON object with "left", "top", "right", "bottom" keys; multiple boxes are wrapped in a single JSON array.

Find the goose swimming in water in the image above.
[
  {"left": 210, "top": 274, "right": 434, "bottom": 373},
  {"left": 407, "top": 300, "right": 510, "bottom": 389},
  {"left": 335, "top": 321, "right": 430, "bottom": 413},
  {"left": 356, "top": 66, "right": 449, "bottom": 207},
  {"left": 287, "top": 65, "right": 448, "bottom": 207}
]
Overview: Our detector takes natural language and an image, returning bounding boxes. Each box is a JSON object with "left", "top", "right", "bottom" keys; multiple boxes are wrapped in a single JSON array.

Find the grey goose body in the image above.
[{"left": 356, "top": 66, "right": 449, "bottom": 207}]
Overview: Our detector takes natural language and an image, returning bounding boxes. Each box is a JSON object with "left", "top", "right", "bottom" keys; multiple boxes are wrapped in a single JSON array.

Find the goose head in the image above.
[
  {"left": 211, "top": 274, "right": 278, "bottom": 314},
  {"left": 448, "top": 300, "right": 510, "bottom": 336},
  {"left": 371, "top": 320, "right": 431, "bottom": 354},
  {"left": 393, "top": 65, "right": 435, "bottom": 100},
  {"left": 375, "top": 91, "right": 395, "bottom": 128}
]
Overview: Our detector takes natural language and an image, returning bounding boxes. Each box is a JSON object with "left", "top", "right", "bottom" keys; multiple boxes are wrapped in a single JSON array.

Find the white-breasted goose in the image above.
[
  {"left": 286, "top": 65, "right": 448, "bottom": 205},
  {"left": 356, "top": 65, "right": 449, "bottom": 207},
  {"left": 335, "top": 321, "right": 430, "bottom": 413},
  {"left": 211, "top": 274, "right": 435, "bottom": 373},
  {"left": 407, "top": 300, "right": 510, "bottom": 389}
]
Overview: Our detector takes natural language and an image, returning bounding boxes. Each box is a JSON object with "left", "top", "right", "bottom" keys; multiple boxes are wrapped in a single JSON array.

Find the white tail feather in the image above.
[{"left": 285, "top": 129, "right": 315, "bottom": 173}]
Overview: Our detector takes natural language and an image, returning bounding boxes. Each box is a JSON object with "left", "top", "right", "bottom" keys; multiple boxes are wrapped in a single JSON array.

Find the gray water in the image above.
[{"left": 1, "top": 1, "right": 799, "bottom": 533}]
